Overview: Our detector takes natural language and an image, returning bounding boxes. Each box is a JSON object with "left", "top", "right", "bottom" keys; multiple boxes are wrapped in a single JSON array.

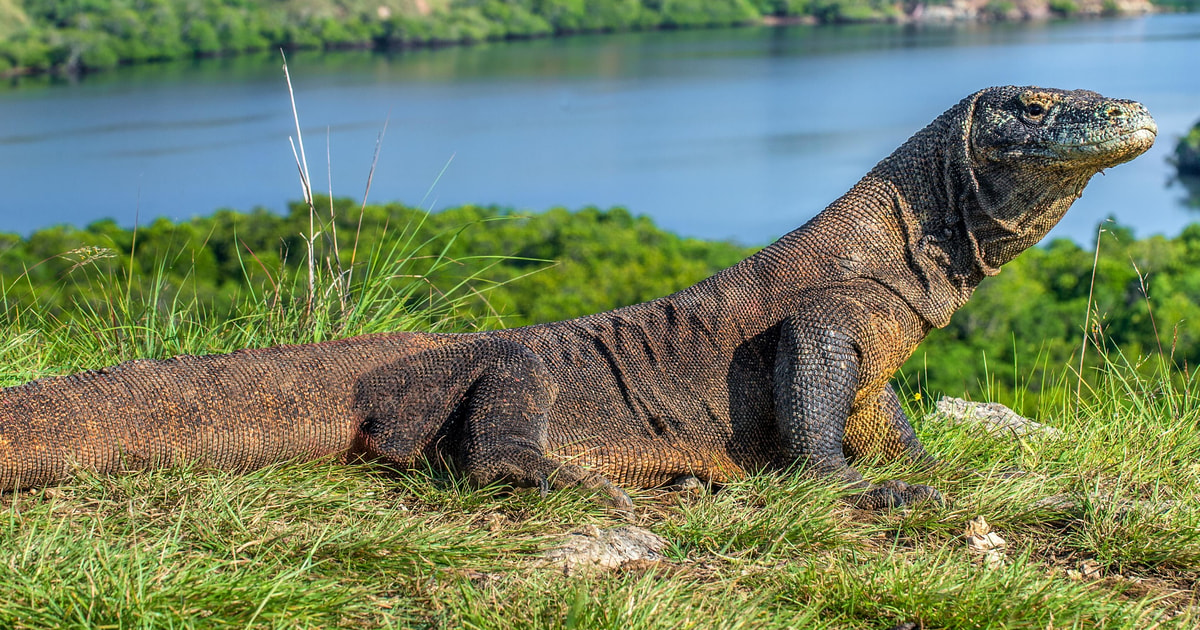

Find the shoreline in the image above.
[{"left": 0, "top": 0, "right": 1165, "bottom": 83}]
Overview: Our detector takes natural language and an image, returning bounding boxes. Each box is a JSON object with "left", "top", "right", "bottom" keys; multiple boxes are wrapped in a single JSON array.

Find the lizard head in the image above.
[
  {"left": 969, "top": 86, "right": 1156, "bottom": 174},
  {"left": 951, "top": 86, "right": 1156, "bottom": 272}
]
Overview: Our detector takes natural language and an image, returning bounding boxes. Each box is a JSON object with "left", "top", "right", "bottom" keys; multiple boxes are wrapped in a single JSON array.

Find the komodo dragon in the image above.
[{"left": 0, "top": 86, "right": 1156, "bottom": 509}]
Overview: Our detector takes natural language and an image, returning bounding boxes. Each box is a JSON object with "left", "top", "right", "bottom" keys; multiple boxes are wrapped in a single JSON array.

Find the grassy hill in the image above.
[
  {"left": 0, "top": 208, "right": 1197, "bottom": 627},
  {"left": 0, "top": 0, "right": 29, "bottom": 38}
]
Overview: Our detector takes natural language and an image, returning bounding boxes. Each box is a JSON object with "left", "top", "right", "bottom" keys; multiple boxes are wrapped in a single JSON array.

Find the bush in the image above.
[
  {"left": 444, "top": 7, "right": 503, "bottom": 42},
  {"left": 139, "top": 7, "right": 188, "bottom": 60},
  {"left": 183, "top": 20, "right": 221, "bottom": 55},
  {"left": 479, "top": 1, "right": 555, "bottom": 37},
  {"left": 578, "top": 0, "right": 652, "bottom": 31},
  {"left": 279, "top": 22, "right": 325, "bottom": 49},
  {"left": 215, "top": 8, "right": 271, "bottom": 52},
  {"left": 754, "top": 0, "right": 815, "bottom": 15},
  {"left": 654, "top": 0, "right": 761, "bottom": 28},
  {"left": 983, "top": 0, "right": 1017, "bottom": 18},
  {"left": 6, "top": 30, "right": 54, "bottom": 71},
  {"left": 79, "top": 37, "right": 120, "bottom": 69},
  {"left": 45, "top": 28, "right": 123, "bottom": 72},
  {"left": 808, "top": 0, "right": 888, "bottom": 22},
  {"left": 1048, "top": 0, "right": 1079, "bottom": 15},
  {"left": 532, "top": 0, "right": 591, "bottom": 32},
  {"left": 1175, "top": 120, "right": 1200, "bottom": 176}
]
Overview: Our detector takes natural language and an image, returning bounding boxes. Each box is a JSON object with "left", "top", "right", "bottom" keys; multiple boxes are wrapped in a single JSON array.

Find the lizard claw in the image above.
[
  {"left": 597, "top": 480, "right": 634, "bottom": 510},
  {"left": 851, "top": 480, "right": 944, "bottom": 510},
  {"left": 664, "top": 474, "right": 707, "bottom": 495},
  {"left": 609, "top": 487, "right": 634, "bottom": 510}
]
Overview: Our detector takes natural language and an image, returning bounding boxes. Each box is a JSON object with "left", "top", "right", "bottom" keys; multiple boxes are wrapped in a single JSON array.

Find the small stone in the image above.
[
  {"left": 1033, "top": 494, "right": 1076, "bottom": 511},
  {"left": 929, "top": 397, "right": 1062, "bottom": 441},
  {"left": 541, "top": 525, "right": 668, "bottom": 575}
]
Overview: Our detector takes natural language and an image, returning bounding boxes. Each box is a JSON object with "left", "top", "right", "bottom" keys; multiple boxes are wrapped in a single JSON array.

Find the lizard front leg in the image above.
[
  {"left": 844, "top": 383, "right": 936, "bottom": 468},
  {"left": 774, "top": 315, "right": 940, "bottom": 510}
]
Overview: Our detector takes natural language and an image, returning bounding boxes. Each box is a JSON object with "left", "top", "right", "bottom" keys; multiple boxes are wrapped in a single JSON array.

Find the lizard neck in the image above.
[{"left": 742, "top": 90, "right": 1092, "bottom": 329}]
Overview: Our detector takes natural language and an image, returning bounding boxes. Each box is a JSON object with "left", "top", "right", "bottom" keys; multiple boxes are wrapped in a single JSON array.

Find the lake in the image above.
[{"left": 1, "top": 15, "right": 1198, "bottom": 245}]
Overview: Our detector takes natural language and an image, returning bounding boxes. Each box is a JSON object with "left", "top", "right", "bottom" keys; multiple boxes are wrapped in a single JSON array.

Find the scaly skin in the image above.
[{"left": 0, "top": 86, "right": 1156, "bottom": 509}]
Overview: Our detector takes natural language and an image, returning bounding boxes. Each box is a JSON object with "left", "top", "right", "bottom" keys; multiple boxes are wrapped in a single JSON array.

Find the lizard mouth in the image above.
[
  {"left": 1050, "top": 121, "right": 1157, "bottom": 167},
  {"left": 1070, "top": 125, "right": 1157, "bottom": 151}
]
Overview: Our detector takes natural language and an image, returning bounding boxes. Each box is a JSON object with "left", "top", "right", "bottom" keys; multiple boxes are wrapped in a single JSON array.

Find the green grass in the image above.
[{"left": 1, "top": 222, "right": 1199, "bottom": 628}]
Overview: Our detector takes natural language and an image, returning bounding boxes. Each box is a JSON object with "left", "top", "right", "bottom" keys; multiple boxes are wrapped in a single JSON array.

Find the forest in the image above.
[
  {"left": 4, "top": 195, "right": 1200, "bottom": 414},
  {"left": 2, "top": 0, "right": 1193, "bottom": 77}
]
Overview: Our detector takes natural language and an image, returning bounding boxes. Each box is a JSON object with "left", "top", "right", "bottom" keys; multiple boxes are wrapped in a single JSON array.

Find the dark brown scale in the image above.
[{"left": 0, "top": 86, "right": 1156, "bottom": 509}]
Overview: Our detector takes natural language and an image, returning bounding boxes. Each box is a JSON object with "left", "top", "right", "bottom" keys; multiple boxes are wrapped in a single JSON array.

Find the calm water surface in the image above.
[{"left": 1, "top": 15, "right": 1199, "bottom": 244}]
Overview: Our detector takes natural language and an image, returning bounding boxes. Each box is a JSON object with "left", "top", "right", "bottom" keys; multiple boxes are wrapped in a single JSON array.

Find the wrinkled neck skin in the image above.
[
  {"left": 964, "top": 158, "right": 1092, "bottom": 271},
  {"left": 746, "top": 92, "right": 1094, "bottom": 328}
]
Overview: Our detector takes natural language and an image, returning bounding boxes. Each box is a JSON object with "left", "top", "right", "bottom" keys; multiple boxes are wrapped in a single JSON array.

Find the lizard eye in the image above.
[{"left": 1026, "top": 103, "right": 1046, "bottom": 118}]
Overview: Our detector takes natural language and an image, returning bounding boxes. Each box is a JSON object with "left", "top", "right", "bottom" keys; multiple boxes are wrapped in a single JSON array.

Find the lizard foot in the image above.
[
  {"left": 469, "top": 451, "right": 633, "bottom": 509},
  {"left": 663, "top": 474, "right": 707, "bottom": 495},
  {"left": 535, "top": 471, "right": 633, "bottom": 509},
  {"left": 850, "top": 479, "right": 943, "bottom": 510},
  {"left": 572, "top": 470, "right": 634, "bottom": 510}
]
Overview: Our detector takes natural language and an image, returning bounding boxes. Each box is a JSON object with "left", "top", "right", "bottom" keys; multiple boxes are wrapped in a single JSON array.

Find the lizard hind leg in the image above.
[
  {"left": 355, "top": 337, "right": 632, "bottom": 508},
  {"left": 453, "top": 339, "right": 633, "bottom": 508}
]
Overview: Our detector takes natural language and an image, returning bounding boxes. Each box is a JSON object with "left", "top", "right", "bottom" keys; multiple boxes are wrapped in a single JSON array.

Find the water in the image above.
[{"left": 1, "top": 15, "right": 1198, "bottom": 245}]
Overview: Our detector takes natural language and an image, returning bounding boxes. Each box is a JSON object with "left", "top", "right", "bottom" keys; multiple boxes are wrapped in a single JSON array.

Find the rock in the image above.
[
  {"left": 541, "top": 525, "right": 668, "bottom": 575},
  {"left": 929, "top": 397, "right": 1062, "bottom": 441},
  {"left": 906, "top": 0, "right": 1151, "bottom": 22},
  {"left": 911, "top": 4, "right": 958, "bottom": 21}
]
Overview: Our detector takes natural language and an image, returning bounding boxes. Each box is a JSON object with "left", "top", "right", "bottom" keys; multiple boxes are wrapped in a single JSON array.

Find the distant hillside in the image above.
[
  {"left": 0, "top": 0, "right": 29, "bottom": 38},
  {"left": 0, "top": 0, "right": 1174, "bottom": 78}
]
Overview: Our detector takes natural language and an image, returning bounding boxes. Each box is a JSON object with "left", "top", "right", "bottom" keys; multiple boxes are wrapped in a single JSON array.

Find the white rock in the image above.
[
  {"left": 541, "top": 525, "right": 668, "bottom": 574},
  {"left": 930, "top": 397, "right": 1062, "bottom": 440}
]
